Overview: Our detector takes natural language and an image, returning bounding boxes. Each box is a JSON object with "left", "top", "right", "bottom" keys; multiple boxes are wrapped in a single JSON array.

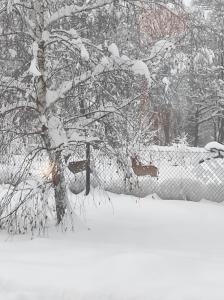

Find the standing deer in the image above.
[
  {"left": 68, "top": 160, "right": 88, "bottom": 174},
  {"left": 131, "top": 155, "right": 159, "bottom": 177}
]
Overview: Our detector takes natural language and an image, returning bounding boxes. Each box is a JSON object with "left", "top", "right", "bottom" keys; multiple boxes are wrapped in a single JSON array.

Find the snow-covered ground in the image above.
[{"left": 1, "top": 191, "right": 224, "bottom": 300}]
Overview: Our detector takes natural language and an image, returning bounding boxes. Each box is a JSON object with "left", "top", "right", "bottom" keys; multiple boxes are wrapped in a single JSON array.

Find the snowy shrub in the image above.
[
  {"left": 0, "top": 182, "right": 51, "bottom": 235},
  {"left": 0, "top": 181, "right": 75, "bottom": 235}
]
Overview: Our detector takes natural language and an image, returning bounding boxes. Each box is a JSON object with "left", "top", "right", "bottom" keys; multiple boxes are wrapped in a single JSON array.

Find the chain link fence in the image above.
[{"left": 0, "top": 146, "right": 224, "bottom": 202}]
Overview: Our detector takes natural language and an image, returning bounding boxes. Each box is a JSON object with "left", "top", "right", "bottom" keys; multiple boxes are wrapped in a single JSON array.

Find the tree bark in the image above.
[
  {"left": 85, "top": 143, "right": 91, "bottom": 196},
  {"left": 193, "top": 106, "right": 199, "bottom": 147},
  {"left": 52, "top": 152, "right": 67, "bottom": 224},
  {"left": 162, "top": 104, "right": 172, "bottom": 146}
]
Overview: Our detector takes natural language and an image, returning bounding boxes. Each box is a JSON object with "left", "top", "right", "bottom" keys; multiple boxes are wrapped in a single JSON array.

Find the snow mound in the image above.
[
  {"left": 132, "top": 60, "right": 151, "bottom": 86},
  {"left": 108, "top": 43, "right": 120, "bottom": 57},
  {"left": 205, "top": 141, "right": 224, "bottom": 152}
]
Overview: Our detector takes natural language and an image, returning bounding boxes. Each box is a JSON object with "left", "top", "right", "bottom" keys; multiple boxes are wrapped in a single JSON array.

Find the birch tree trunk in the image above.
[{"left": 33, "top": 0, "right": 67, "bottom": 224}]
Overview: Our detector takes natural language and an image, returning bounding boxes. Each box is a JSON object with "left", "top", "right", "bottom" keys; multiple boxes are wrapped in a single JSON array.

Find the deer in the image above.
[
  {"left": 68, "top": 160, "right": 89, "bottom": 174},
  {"left": 131, "top": 155, "right": 159, "bottom": 177}
]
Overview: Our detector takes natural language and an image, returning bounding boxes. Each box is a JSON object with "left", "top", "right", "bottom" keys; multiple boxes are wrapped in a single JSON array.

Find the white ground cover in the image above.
[{"left": 1, "top": 191, "right": 224, "bottom": 300}]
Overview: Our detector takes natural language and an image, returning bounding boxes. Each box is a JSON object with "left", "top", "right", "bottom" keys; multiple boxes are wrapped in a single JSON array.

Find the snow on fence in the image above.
[
  {"left": 85, "top": 147, "right": 224, "bottom": 202},
  {"left": 0, "top": 146, "right": 224, "bottom": 202},
  {"left": 66, "top": 145, "right": 224, "bottom": 202}
]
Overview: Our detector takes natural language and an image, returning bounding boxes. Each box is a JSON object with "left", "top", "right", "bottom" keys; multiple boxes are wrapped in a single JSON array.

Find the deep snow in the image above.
[{"left": 1, "top": 191, "right": 224, "bottom": 300}]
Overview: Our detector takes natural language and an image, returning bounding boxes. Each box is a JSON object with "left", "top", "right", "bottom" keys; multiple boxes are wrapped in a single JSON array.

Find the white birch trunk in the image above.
[{"left": 33, "top": 0, "right": 67, "bottom": 224}]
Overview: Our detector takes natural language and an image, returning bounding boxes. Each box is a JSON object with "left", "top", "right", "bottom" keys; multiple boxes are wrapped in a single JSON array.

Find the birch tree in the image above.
[{"left": 0, "top": 0, "right": 157, "bottom": 227}]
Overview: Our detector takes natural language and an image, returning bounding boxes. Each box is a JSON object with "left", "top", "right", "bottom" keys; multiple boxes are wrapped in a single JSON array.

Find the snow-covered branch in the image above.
[
  {"left": 46, "top": 0, "right": 113, "bottom": 27},
  {"left": 46, "top": 71, "right": 92, "bottom": 107},
  {"left": 0, "top": 103, "right": 37, "bottom": 117}
]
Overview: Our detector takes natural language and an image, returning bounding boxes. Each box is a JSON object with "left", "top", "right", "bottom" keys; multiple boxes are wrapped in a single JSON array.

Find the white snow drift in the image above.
[{"left": 1, "top": 191, "right": 224, "bottom": 300}]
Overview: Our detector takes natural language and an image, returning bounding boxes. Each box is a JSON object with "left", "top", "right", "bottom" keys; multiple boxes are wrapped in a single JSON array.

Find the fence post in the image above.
[{"left": 85, "top": 142, "right": 91, "bottom": 195}]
